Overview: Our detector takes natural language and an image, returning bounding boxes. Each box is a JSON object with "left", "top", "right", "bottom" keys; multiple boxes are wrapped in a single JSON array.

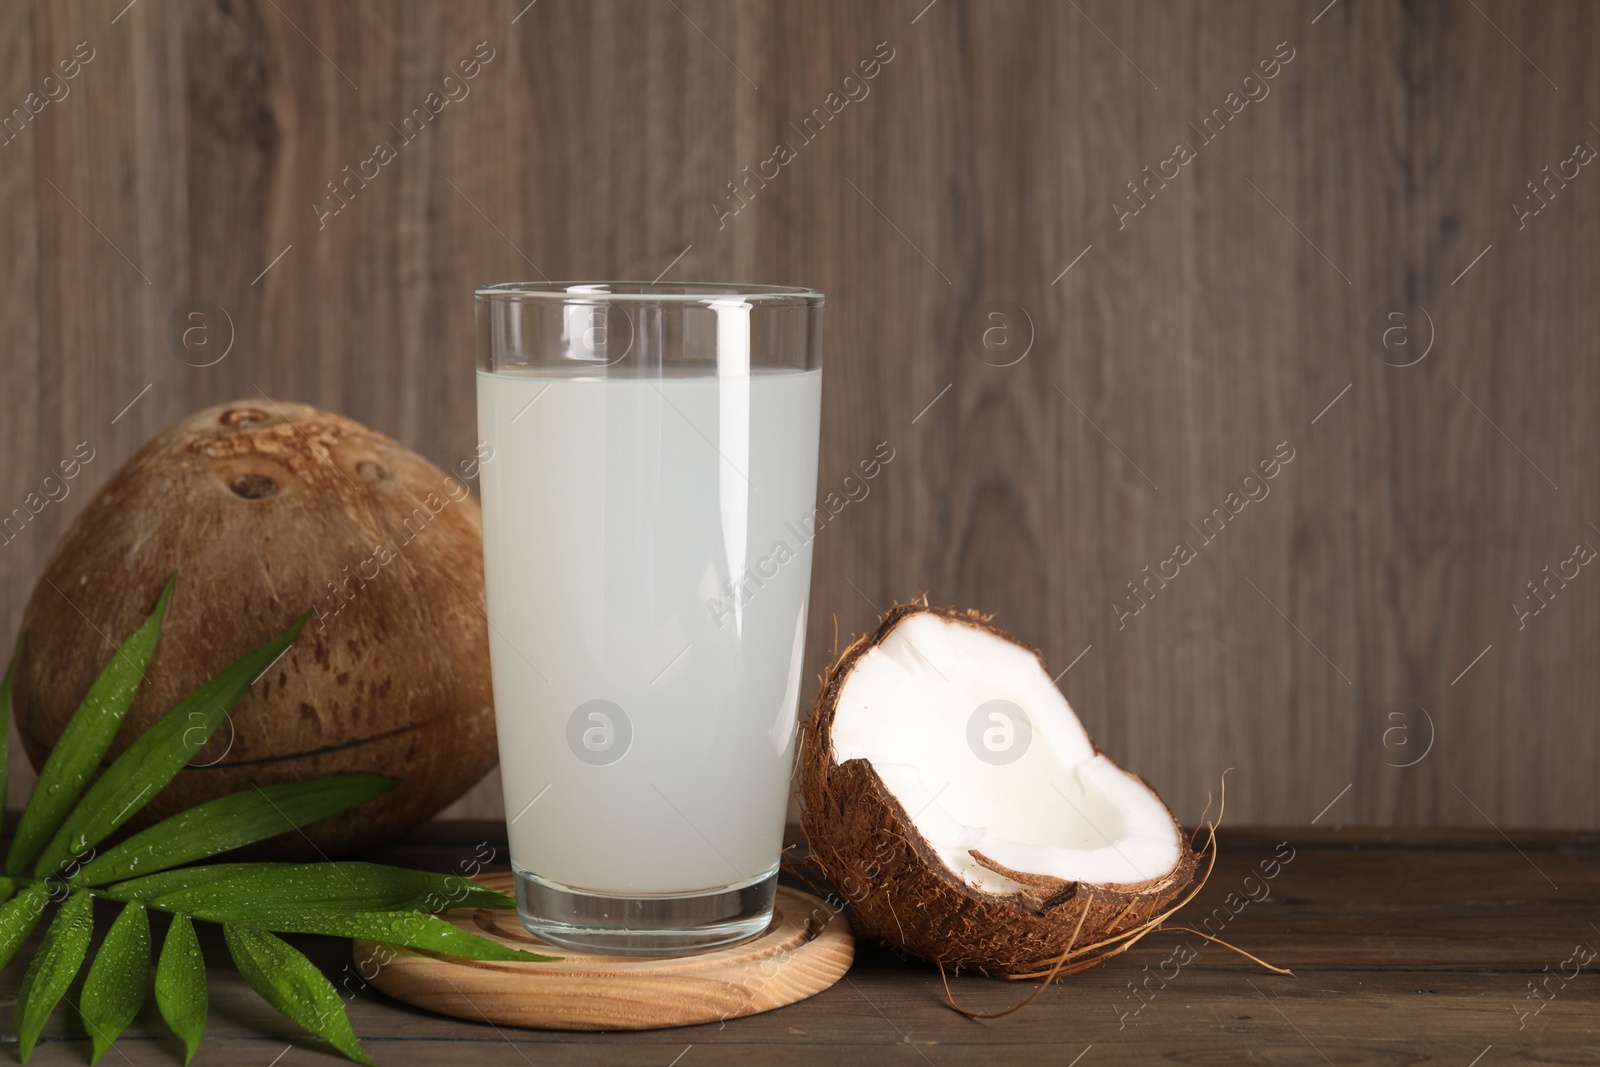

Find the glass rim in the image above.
[{"left": 474, "top": 281, "right": 824, "bottom": 307}]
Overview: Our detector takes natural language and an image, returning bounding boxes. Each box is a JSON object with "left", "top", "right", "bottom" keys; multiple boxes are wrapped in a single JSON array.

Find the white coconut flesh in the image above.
[{"left": 829, "top": 612, "right": 1183, "bottom": 895}]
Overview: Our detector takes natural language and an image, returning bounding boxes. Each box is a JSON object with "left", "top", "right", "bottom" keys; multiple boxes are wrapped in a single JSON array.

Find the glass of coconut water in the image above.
[{"left": 474, "top": 282, "right": 823, "bottom": 955}]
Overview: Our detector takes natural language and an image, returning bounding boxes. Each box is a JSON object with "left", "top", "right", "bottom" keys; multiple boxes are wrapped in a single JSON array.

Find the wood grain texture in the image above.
[
  {"left": 7, "top": 819, "right": 1597, "bottom": 1063},
  {"left": 1, "top": 1, "right": 1597, "bottom": 828},
  {"left": 356, "top": 876, "right": 854, "bottom": 1030}
]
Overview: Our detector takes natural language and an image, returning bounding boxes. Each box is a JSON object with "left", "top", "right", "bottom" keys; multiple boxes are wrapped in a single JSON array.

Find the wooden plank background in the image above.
[
  {"left": 1, "top": 0, "right": 1595, "bottom": 829},
  {"left": 12, "top": 824, "right": 1600, "bottom": 1063}
]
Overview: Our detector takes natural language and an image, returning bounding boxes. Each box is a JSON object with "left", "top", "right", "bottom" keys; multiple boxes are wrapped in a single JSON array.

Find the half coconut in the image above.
[{"left": 800, "top": 602, "right": 1197, "bottom": 977}]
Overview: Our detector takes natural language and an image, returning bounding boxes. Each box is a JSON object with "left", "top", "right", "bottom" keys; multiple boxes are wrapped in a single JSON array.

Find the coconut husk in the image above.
[
  {"left": 11, "top": 400, "right": 497, "bottom": 857},
  {"left": 798, "top": 599, "right": 1197, "bottom": 978}
]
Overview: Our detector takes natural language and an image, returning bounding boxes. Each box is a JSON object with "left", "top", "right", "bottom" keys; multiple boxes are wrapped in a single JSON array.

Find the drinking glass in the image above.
[{"left": 474, "top": 282, "right": 824, "bottom": 955}]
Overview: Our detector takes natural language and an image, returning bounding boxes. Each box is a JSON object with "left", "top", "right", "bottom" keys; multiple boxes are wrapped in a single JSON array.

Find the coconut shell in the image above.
[
  {"left": 799, "top": 601, "right": 1197, "bottom": 978},
  {"left": 11, "top": 400, "right": 497, "bottom": 858}
]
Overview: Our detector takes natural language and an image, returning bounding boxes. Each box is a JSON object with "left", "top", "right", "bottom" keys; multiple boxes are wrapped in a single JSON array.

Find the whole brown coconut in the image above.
[
  {"left": 12, "top": 400, "right": 496, "bottom": 857},
  {"left": 800, "top": 601, "right": 1198, "bottom": 978}
]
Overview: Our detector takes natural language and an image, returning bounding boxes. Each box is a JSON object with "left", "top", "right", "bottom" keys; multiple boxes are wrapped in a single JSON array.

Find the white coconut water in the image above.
[{"left": 477, "top": 365, "right": 822, "bottom": 894}]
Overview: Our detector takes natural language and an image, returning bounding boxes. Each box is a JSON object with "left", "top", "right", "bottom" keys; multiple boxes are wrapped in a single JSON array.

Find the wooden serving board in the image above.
[{"left": 354, "top": 872, "right": 854, "bottom": 1031}]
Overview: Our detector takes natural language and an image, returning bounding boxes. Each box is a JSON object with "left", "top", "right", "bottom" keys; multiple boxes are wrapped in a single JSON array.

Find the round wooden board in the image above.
[{"left": 354, "top": 873, "right": 854, "bottom": 1031}]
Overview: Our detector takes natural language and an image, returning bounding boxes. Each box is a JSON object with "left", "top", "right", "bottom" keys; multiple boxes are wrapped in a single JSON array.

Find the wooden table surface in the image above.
[{"left": 5, "top": 820, "right": 1595, "bottom": 1065}]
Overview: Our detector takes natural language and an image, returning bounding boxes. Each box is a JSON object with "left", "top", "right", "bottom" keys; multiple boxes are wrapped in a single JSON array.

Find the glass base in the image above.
[{"left": 511, "top": 864, "right": 779, "bottom": 956}]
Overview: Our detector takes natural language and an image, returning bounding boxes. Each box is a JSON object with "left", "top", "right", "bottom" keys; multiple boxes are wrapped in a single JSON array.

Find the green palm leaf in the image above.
[
  {"left": 0, "top": 882, "right": 51, "bottom": 971},
  {"left": 80, "top": 902, "right": 150, "bottom": 1063},
  {"left": 155, "top": 913, "right": 206, "bottom": 1064},
  {"left": 8, "top": 578, "right": 173, "bottom": 876},
  {"left": 74, "top": 775, "right": 398, "bottom": 886},
  {"left": 32, "top": 614, "right": 306, "bottom": 877},
  {"left": 108, "top": 860, "right": 514, "bottom": 914},
  {"left": 2, "top": 580, "right": 555, "bottom": 1066},
  {"left": 14, "top": 889, "right": 94, "bottom": 1061},
  {"left": 203, "top": 907, "right": 553, "bottom": 962},
  {"left": 224, "top": 924, "right": 376, "bottom": 1067}
]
